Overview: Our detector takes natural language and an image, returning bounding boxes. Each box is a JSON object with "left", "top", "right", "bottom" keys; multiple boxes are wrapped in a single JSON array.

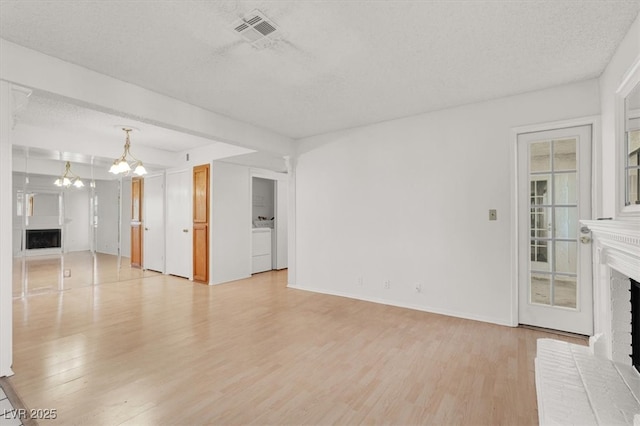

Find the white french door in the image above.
[{"left": 517, "top": 125, "right": 593, "bottom": 335}]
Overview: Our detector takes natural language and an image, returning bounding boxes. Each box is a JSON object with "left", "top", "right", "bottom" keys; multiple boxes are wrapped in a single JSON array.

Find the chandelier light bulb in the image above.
[{"left": 134, "top": 163, "right": 147, "bottom": 176}]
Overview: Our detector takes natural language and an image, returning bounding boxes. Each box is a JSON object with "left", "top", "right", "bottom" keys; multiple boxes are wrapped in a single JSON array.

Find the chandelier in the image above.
[
  {"left": 54, "top": 161, "right": 84, "bottom": 188},
  {"left": 109, "top": 128, "right": 147, "bottom": 176}
]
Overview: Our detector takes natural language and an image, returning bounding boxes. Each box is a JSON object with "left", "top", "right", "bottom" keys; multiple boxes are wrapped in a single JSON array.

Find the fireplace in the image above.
[
  {"left": 25, "top": 229, "right": 61, "bottom": 250},
  {"left": 535, "top": 220, "right": 640, "bottom": 424},
  {"left": 581, "top": 220, "right": 640, "bottom": 363}
]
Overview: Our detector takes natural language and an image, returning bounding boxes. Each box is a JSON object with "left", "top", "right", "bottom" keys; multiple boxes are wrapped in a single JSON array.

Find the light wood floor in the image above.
[
  {"left": 13, "top": 251, "right": 160, "bottom": 296},
  {"left": 10, "top": 270, "right": 586, "bottom": 425}
]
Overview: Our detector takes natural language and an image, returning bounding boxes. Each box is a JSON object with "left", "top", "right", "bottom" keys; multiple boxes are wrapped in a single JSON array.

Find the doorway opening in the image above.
[{"left": 251, "top": 176, "right": 287, "bottom": 274}]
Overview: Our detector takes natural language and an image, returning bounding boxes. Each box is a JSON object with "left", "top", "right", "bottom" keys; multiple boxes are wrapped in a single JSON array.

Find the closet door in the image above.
[
  {"left": 130, "top": 177, "right": 143, "bottom": 268},
  {"left": 193, "top": 164, "right": 209, "bottom": 283},
  {"left": 143, "top": 174, "right": 165, "bottom": 273}
]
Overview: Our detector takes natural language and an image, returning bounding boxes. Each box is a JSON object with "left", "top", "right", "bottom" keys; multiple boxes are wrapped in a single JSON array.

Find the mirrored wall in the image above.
[{"left": 12, "top": 146, "right": 159, "bottom": 298}]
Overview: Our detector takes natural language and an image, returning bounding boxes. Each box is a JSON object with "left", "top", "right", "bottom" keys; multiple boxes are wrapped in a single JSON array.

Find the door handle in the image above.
[
  {"left": 580, "top": 236, "right": 591, "bottom": 244},
  {"left": 145, "top": 227, "right": 149, "bottom": 231},
  {"left": 182, "top": 229, "right": 189, "bottom": 233}
]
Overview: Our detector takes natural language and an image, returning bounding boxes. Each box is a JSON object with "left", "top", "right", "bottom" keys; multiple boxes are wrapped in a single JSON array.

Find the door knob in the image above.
[
  {"left": 182, "top": 229, "right": 189, "bottom": 233},
  {"left": 580, "top": 236, "right": 591, "bottom": 244},
  {"left": 144, "top": 227, "right": 149, "bottom": 231}
]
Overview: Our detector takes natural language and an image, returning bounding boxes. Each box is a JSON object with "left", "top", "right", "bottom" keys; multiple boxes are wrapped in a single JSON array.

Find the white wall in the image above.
[
  {"left": 252, "top": 177, "right": 275, "bottom": 223},
  {"left": 599, "top": 13, "right": 640, "bottom": 218},
  {"left": 294, "top": 79, "right": 600, "bottom": 326},
  {"left": 95, "top": 179, "right": 120, "bottom": 255},
  {"left": 211, "top": 161, "right": 251, "bottom": 284}
]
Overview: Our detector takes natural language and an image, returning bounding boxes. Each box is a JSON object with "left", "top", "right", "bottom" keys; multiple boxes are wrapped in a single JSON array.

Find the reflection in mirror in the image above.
[
  {"left": 12, "top": 146, "right": 159, "bottom": 298},
  {"left": 626, "top": 82, "right": 640, "bottom": 205}
]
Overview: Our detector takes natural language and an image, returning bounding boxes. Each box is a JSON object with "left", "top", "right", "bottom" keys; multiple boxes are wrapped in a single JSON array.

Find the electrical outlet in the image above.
[
  {"left": 358, "top": 277, "right": 364, "bottom": 286},
  {"left": 415, "top": 283, "right": 422, "bottom": 293},
  {"left": 63, "top": 269, "right": 71, "bottom": 278},
  {"left": 384, "top": 280, "right": 391, "bottom": 289}
]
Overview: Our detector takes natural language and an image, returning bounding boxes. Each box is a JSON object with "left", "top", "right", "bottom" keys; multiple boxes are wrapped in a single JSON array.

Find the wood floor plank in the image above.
[{"left": 9, "top": 269, "right": 585, "bottom": 425}]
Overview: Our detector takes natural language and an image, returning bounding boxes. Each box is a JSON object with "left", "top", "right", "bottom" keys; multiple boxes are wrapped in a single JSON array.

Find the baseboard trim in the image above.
[
  {"left": 0, "top": 377, "right": 37, "bottom": 426},
  {"left": 287, "top": 284, "right": 512, "bottom": 327}
]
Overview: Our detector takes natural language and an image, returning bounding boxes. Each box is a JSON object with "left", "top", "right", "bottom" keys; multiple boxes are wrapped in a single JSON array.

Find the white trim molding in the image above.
[
  {"left": 617, "top": 56, "right": 640, "bottom": 218},
  {"left": 581, "top": 219, "right": 640, "bottom": 360},
  {"left": 582, "top": 220, "right": 640, "bottom": 282},
  {"left": 0, "top": 81, "right": 14, "bottom": 377}
]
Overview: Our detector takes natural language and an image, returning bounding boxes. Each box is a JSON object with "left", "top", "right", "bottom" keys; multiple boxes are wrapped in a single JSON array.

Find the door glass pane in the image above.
[
  {"left": 530, "top": 207, "right": 551, "bottom": 238},
  {"left": 530, "top": 141, "right": 551, "bottom": 172},
  {"left": 526, "top": 136, "right": 582, "bottom": 311},
  {"left": 554, "top": 275, "right": 577, "bottom": 309},
  {"left": 553, "top": 138, "right": 576, "bottom": 171},
  {"left": 554, "top": 207, "right": 577, "bottom": 239},
  {"left": 531, "top": 273, "right": 551, "bottom": 305},
  {"left": 530, "top": 175, "right": 551, "bottom": 205},
  {"left": 554, "top": 173, "right": 577, "bottom": 205},
  {"left": 530, "top": 237, "right": 551, "bottom": 272},
  {"left": 628, "top": 168, "right": 639, "bottom": 205},
  {"left": 554, "top": 241, "right": 577, "bottom": 274}
]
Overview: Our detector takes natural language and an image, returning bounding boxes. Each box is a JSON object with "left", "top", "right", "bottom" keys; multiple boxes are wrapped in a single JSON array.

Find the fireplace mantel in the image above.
[
  {"left": 581, "top": 220, "right": 640, "bottom": 283},
  {"left": 581, "top": 219, "right": 640, "bottom": 361}
]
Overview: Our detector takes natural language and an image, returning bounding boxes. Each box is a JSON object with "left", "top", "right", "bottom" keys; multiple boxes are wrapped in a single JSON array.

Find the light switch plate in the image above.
[{"left": 489, "top": 209, "right": 497, "bottom": 221}]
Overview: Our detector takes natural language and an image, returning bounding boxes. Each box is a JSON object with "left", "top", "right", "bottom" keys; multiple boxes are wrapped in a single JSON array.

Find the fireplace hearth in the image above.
[{"left": 25, "top": 229, "right": 61, "bottom": 250}]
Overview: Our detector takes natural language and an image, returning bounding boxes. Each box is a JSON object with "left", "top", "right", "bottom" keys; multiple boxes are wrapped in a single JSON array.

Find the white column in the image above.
[
  {"left": 285, "top": 155, "right": 297, "bottom": 287},
  {"left": 0, "top": 80, "right": 14, "bottom": 377}
]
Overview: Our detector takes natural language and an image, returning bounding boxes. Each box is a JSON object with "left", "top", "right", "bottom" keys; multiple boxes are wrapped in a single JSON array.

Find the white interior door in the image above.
[
  {"left": 143, "top": 174, "right": 165, "bottom": 273},
  {"left": 166, "top": 169, "right": 192, "bottom": 279},
  {"left": 517, "top": 125, "right": 592, "bottom": 335}
]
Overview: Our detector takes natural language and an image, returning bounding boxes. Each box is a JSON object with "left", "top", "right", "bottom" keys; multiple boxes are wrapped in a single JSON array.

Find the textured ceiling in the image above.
[
  {"left": 16, "top": 93, "right": 228, "bottom": 152},
  {"left": 1, "top": 0, "right": 640, "bottom": 140}
]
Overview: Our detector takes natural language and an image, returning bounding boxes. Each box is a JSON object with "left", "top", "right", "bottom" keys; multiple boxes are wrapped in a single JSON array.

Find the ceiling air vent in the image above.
[{"left": 232, "top": 9, "right": 281, "bottom": 50}]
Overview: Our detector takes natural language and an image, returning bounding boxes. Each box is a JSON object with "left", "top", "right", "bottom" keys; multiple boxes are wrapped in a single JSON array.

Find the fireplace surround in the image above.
[{"left": 582, "top": 219, "right": 640, "bottom": 360}]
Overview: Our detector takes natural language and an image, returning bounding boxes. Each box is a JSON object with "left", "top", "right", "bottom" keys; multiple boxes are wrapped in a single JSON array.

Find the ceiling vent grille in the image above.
[{"left": 232, "top": 9, "right": 281, "bottom": 50}]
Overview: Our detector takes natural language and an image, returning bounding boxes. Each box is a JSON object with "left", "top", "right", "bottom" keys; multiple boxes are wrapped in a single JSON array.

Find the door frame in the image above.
[
  {"left": 510, "top": 115, "right": 601, "bottom": 328},
  {"left": 250, "top": 168, "right": 289, "bottom": 271}
]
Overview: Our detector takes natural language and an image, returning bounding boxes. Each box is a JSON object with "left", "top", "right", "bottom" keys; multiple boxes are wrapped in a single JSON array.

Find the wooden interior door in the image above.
[
  {"left": 193, "top": 164, "right": 210, "bottom": 283},
  {"left": 131, "top": 177, "right": 143, "bottom": 268}
]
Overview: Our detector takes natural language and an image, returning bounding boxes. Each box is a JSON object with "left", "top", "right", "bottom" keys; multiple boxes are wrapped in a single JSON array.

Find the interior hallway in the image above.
[{"left": 10, "top": 270, "right": 585, "bottom": 425}]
